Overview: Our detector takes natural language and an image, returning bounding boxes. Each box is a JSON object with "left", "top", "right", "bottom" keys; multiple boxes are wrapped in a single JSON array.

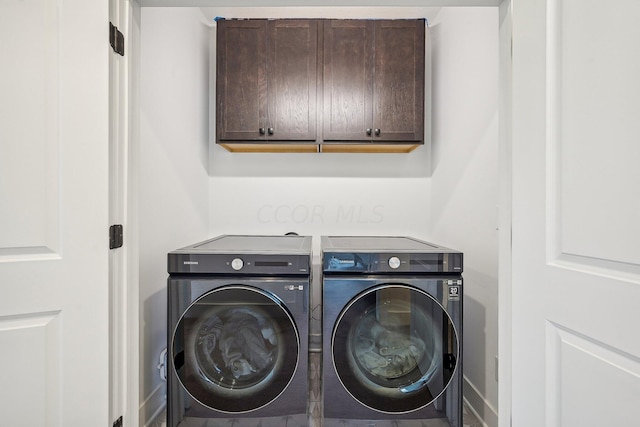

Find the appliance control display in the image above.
[
  {"left": 388, "top": 256, "right": 401, "bottom": 269},
  {"left": 231, "top": 257, "right": 244, "bottom": 270}
]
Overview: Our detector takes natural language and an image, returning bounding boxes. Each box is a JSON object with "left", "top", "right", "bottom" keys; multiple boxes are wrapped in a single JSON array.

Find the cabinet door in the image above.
[
  {"left": 323, "top": 20, "right": 374, "bottom": 142},
  {"left": 323, "top": 20, "right": 425, "bottom": 144},
  {"left": 373, "top": 20, "right": 425, "bottom": 142},
  {"left": 267, "top": 20, "right": 317, "bottom": 141},
  {"left": 216, "top": 20, "right": 268, "bottom": 141}
]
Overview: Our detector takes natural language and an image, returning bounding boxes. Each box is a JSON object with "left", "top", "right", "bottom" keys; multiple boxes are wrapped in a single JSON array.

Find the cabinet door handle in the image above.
[
  {"left": 259, "top": 128, "right": 266, "bottom": 135},
  {"left": 374, "top": 128, "right": 381, "bottom": 136},
  {"left": 268, "top": 128, "right": 274, "bottom": 135},
  {"left": 366, "top": 128, "right": 372, "bottom": 136}
]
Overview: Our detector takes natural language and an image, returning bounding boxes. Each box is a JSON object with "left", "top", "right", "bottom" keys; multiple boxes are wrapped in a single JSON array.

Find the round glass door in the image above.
[
  {"left": 332, "top": 284, "right": 458, "bottom": 413},
  {"left": 173, "top": 286, "right": 299, "bottom": 413}
]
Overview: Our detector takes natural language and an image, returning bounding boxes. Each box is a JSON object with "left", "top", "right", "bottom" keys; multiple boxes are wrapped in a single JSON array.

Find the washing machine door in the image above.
[
  {"left": 172, "top": 285, "right": 299, "bottom": 413},
  {"left": 332, "top": 284, "right": 458, "bottom": 413}
]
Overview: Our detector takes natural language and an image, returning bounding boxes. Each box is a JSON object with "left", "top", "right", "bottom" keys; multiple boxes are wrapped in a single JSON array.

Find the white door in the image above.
[
  {"left": 0, "top": 0, "right": 110, "bottom": 426},
  {"left": 510, "top": 0, "right": 640, "bottom": 426}
]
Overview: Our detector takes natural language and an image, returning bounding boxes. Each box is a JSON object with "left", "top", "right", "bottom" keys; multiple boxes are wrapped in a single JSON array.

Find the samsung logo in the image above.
[{"left": 183, "top": 261, "right": 198, "bottom": 265}]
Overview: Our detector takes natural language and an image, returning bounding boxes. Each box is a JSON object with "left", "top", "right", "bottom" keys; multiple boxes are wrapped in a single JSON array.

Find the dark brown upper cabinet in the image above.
[
  {"left": 322, "top": 20, "right": 425, "bottom": 151},
  {"left": 216, "top": 19, "right": 318, "bottom": 152},
  {"left": 216, "top": 19, "right": 425, "bottom": 153}
]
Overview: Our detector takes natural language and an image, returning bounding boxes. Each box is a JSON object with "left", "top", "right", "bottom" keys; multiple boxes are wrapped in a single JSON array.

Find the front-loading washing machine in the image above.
[
  {"left": 167, "top": 235, "right": 311, "bottom": 427},
  {"left": 322, "top": 236, "right": 463, "bottom": 427}
]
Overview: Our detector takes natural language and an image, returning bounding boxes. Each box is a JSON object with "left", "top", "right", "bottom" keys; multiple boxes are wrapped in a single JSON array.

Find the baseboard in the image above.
[
  {"left": 463, "top": 375, "right": 498, "bottom": 427},
  {"left": 139, "top": 383, "right": 166, "bottom": 427},
  {"left": 147, "top": 407, "right": 166, "bottom": 427}
]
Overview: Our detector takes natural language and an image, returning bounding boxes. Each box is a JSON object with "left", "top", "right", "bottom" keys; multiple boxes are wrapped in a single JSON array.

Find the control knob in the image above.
[
  {"left": 388, "top": 256, "right": 401, "bottom": 269},
  {"left": 231, "top": 258, "right": 244, "bottom": 271}
]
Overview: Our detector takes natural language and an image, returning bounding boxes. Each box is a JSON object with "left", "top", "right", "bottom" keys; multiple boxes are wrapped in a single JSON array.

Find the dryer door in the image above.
[
  {"left": 332, "top": 284, "right": 458, "bottom": 413},
  {"left": 172, "top": 285, "right": 299, "bottom": 413}
]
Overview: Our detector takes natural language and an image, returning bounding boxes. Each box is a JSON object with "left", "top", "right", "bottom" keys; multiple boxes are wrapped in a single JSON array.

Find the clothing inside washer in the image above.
[{"left": 196, "top": 308, "right": 277, "bottom": 382}]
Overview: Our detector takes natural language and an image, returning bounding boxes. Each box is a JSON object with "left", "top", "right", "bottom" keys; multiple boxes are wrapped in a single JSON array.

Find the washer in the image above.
[
  {"left": 167, "top": 235, "right": 311, "bottom": 427},
  {"left": 322, "top": 236, "right": 463, "bottom": 427}
]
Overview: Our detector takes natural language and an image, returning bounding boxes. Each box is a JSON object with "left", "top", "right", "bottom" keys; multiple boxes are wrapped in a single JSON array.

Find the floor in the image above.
[
  {"left": 155, "top": 353, "right": 484, "bottom": 427},
  {"left": 152, "top": 405, "right": 482, "bottom": 427},
  {"left": 462, "top": 407, "right": 484, "bottom": 427},
  {"left": 309, "top": 353, "right": 484, "bottom": 427}
]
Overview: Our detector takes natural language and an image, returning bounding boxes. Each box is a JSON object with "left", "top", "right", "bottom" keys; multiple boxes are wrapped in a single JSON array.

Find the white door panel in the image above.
[
  {"left": 548, "top": 0, "right": 640, "bottom": 271},
  {"left": 511, "top": 0, "right": 640, "bottom": 426},
  {"left": 0, "top": 0, "right": 60, "bottom": 257},
  {"left": 0, "top": 312, "right": 61, "bottom": 426},
  {"left": 546, "top": 322, "right": 640, "bottom": 426},
  {"left": 0, "top": 0, "right": 110, "bottom": 425}
]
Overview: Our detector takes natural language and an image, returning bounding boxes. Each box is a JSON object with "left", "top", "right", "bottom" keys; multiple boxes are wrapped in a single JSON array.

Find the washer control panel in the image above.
[{"left": 168, "top": 253, "right": 310, "bottom": 275}]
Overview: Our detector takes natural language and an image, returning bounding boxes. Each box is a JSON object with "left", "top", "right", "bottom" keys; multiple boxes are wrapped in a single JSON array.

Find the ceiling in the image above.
[
  {"left": 138, "top": 0, "right": 501, "bottom": 7},
  {"left": 198, "top": 6, "right": 444, "bottom": 22}
]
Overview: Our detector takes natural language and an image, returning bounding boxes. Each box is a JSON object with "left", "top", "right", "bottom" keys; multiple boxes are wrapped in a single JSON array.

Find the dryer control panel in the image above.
[
  {"left": 323, "top": 251, "right": 463, "bottom": 274},
  {"left": 321, "top": 235, "right": 463, "bottom": 274}
]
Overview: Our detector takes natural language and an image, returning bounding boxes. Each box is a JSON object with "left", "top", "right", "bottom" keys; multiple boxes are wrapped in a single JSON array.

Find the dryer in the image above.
[
  {"left": 167, "top": 235, "right": 311, "bottom": 427},
  {"left": 322, "top": 236, "right": 463, "bottom": 427}
]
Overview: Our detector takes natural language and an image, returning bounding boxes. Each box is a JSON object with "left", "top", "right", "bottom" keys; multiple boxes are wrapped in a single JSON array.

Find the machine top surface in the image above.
[
  {"left": 321, "top": 235, "right": 456, "bottom": 253},
  {"left": 173, "top": 234, "right": 312, "bottom": 254}
]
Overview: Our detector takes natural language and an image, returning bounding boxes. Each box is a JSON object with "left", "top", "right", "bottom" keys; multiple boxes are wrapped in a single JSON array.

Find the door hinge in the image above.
[
  {"left": 113, "top": 416, "right": 123, "bottom": 427},
  {"left": 110, "top": 22, "right": 125, "bottom": 56},
  {"left": 109, "top": 224, "right": 124, "bottom": 249}
]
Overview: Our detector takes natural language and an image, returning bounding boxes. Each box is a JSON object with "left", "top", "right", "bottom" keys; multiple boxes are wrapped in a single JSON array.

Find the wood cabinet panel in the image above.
[
  {"left": 323, "top": 19, "right": 425, "bottom": 144},
  {"left": 373, "top": 20, "right": 425, "bottom": 142},
  {"left": 322, "top": 20, "right": 373, "bottom": 141},
  {"left": 217, "top": 19, "right": 317, "bottom": 143},
  {"left": 268, "top": 20, "right": 317, "bottom": 140},
  {"left": 216, "top": 20, "right": 267, "bottom": 141}
]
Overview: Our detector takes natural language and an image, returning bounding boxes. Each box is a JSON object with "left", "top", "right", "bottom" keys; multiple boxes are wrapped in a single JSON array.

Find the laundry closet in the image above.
[{"left": 134, "top": 5, "right": 500, "bottom": 426}]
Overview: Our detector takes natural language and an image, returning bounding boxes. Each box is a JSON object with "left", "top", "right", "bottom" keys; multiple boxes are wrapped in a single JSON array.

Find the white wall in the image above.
[
  {"left": 139, "top": 6, "right": 499, "bottom": 427},
  {"left": 138, "top": 7, "right": 211, "bottom": 425},
  {"left": 428, "top": 8, "right": 499, "bottom": 426}
]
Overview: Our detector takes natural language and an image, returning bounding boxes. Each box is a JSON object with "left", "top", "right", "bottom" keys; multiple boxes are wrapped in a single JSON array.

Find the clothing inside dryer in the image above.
[
  {"left": 352, "top": 307, "right": 430, "bottom": 380},
  {"left": 349, "top": 286, "right": 441, "bottom": 388},
  {"left": 332, "top": 284, "right": 457, "bottom": 412}
]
